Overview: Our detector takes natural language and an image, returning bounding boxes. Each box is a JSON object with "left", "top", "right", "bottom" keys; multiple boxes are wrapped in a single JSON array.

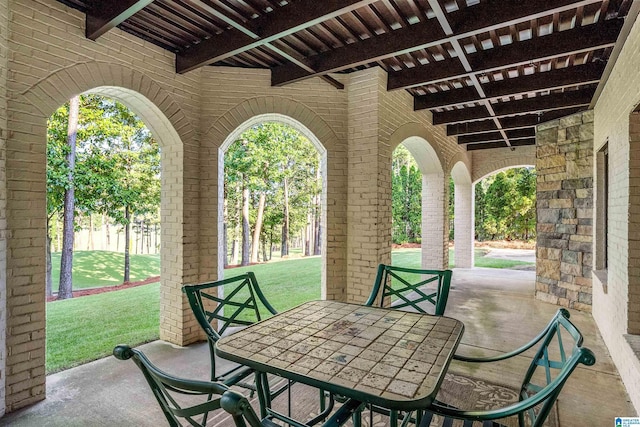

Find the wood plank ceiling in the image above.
[{"left": 57, "top": 0, "right": 633, "bottom": 151}]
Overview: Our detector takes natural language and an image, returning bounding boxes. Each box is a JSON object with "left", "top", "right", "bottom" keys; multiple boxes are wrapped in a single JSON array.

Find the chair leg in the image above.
[{"left": 255, "top": 372, "right": 271, "bottom": 419}]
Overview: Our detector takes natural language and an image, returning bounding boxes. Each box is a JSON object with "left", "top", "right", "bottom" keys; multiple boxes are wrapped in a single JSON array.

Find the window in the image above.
[{"left": 595, "top": 142, "right": 608, "bottom": 277}]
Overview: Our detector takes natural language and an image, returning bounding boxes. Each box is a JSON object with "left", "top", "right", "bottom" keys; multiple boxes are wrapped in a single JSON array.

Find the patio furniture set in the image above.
[{"left": 114, "top": 264, "right": 595, "bottom": 427}]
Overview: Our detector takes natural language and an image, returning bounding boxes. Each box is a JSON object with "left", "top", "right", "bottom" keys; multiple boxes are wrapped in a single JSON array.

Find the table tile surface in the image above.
[{"left": 216, "top": 300, "right": 464, "bottom": 407}]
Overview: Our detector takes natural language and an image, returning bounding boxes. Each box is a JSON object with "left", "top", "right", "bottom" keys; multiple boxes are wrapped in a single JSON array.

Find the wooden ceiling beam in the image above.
[
  {"left": 390, "top": 19, "right": 622, "bottom": 91},
  {"left": 415, "top": 62, "right": 605, "bottom": 110},
  {"left": 432, "top": 88, "right": 594, "bottom": 124},
  {"left": 446, "top": 108, "right": 584, "bottom": 135},
  {"left": 86, "top": 0, "right": 154, "bottom": 40},
  {"left": 176, "top": 0, "right": 377, "bottom": 73},
  {"left": 466, "top": 138, "right": 536, "bottom": 151},
  {"left": 457, "top": 128, "right": 536, "bottom": 144},
  {"left": 271, "top": 0, "right": 601, "bottom": 86}
]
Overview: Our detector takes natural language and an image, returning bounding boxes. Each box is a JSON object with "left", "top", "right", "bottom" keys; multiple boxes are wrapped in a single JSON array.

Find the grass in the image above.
[
  {"left": 45, "top": 247, "right": 533, "bottom": 373},
  {"left": 50, "top": 251, "right": 160, "bottom": 291},
  {"left": 46, "top": 282, "right": 160, "bottom": 373}
]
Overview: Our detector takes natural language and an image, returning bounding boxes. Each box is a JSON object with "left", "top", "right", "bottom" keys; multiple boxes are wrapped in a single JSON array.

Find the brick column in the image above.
[
  {"left": 536, "top": 111, "right": 594, "bottom": 311},
  {"left": 346, "top": 69, "right": 391, "bottom": 303},
  {"left": 422, "top": 173, "right": 447, "bottom": 269},
  {"left": 454, "top": 183, "right": 474, "bottom": 268},
  {"left": 0, "top": 0, "right": 7, "bottom": 416}
]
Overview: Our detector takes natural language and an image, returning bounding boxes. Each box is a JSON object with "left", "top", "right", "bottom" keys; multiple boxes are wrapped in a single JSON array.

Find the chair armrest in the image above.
[{"left": 453, "top": 308, "right": 570, "bottom": 363}]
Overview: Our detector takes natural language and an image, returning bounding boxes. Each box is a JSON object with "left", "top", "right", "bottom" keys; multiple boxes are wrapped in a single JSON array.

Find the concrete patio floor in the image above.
[{"left": 1, "top": 268, "right": 635, "bottom": 426}]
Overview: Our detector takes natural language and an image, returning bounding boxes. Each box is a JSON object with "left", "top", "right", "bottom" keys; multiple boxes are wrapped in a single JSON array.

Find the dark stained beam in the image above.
[
  {"left": 86, "top": 0, "right": 153, "bottom": 40},
  {"left": 414, "top": 63, "right": 605, "bottom": 110},
  {"left": 271, "top": 21, "right": 447, "bottom": 86},
  {"left": 432, "top": 88, "right": 594, "bottom": 124},
  {"left": 272, "top": 0, "right": 601, "bottom": 87},
  {"left": 390, "top": 19, "right": 622, "bottom": 91},
  {"left": 446, "top": 108, "right": 584, "bottom": 135},
  {"left": 177, "top": 0, "right": 377, "bottom": 73},
  {"left": 447, "top": 120, "right": 499, "bottom": 135},
  {"left": 457, "top": 128, "right": 536, "bottom": 144},
  {"left": 466, "top": 138, "right": 536, "bottom": 151}
]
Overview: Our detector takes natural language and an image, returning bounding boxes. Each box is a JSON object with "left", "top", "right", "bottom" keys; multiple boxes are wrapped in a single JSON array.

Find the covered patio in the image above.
[
  {"left": 0, "top": 269, "right": 633, "bottom": 426},
  {"left": 1, "top": 0, "right": 640, "bottom": 422}
]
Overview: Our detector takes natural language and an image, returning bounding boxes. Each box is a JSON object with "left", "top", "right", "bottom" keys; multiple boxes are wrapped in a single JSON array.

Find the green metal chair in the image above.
[
  {"left": 221, "top": 387, "right": 364, "bottom": 427},
  {"left": 113, "top": 344, "right": 230, "bottom": 427},
  {"left": 416, "top": 308, "right": 596, "bottom": 427},
  {"left": 182, "top": 272, "right": 278, "bottom": 391},
  {"left": 365, "top": 264, "right": 453, "bottom": 315}
]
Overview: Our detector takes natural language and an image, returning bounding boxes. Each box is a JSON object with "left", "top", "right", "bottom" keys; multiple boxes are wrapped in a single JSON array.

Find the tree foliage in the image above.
[
  {"left": 224, "top": 122, "right": 321, "bottom": 263},
  {"left": 47, "top": 94, "right": 160, "bottom": 284},
  {"left": 474, "top": 168, "right": 536, "bottom": 241},
  {"left": 392, "top": 145, "right": 422, "bottom": 244}
]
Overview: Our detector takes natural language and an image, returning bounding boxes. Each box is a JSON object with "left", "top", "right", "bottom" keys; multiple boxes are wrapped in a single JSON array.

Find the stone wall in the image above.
[{"left": 536, "top": 111, "right": 594, "bottom": 311}]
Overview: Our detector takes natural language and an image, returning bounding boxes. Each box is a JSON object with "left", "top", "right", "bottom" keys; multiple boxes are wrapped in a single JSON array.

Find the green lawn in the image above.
[
  {"left": 45, "top": 248, "right": 533, "bottom": 373},
  {"left": 50, "top": 251, "right": 160, "bottom": 291}
]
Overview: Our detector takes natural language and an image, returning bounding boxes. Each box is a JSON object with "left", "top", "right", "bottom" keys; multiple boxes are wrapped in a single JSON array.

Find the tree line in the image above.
[
  {"left": 392, "top": 145, "right": 536, "bottom": 244},
  {"left": 47, "top": 95, "right": 160, "bottom": 299},
  {"left": 224, "top": 123, "right": 322, "bottom": 266}
]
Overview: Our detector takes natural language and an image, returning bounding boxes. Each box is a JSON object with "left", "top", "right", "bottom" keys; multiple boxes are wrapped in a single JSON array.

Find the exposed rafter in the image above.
[
  {"left": 86, "top": 0, "right": 154, "bottom": 40},
  {"left": 414, "top": 63, "right": 605, "bottom": 110},
  {"left": 59, "top": 0, "right": 632, "bottom": 151},
  {"left": 176, "top": 0, "right": 377, "bottom": 74},
  {"left": 272, "top": 0, "right": 608, "bottom": 87},
  {"left": 432, "top": 88, "right": 594, "bottom": 124},
  {"left": 389, "top": 19, "right": 622, "bottom": 91}
]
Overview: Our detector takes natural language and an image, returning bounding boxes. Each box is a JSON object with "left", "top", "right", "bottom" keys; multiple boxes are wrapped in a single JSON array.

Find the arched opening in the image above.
[
  {"left": 218, "top": 114, "right": 328, "bottom": 302},
  {"left": 391, "top": 135, "right": 446, "bottom": 270},
  {"left": 45, "top": 91, "right": 168, "bottom": 374},
  {"left": 473, "top": 166, "right": 537, "bottom": 269}
]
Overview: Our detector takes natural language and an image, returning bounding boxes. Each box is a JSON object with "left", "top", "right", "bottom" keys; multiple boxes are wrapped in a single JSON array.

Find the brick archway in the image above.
[
  {"left": 6, "top": 61, "right": 194, "bottom": 409},
  {"left": 197, "top": 96, "right": 347, "bottom": 334}
]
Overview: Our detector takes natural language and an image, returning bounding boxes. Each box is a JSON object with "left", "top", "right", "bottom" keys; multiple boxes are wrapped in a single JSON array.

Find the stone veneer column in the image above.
[
  {"left": 422, "top": 173, "right": 447, "bottom": 269},
  {"left": 454, "top": 183, "right": 474, "bottom": 268},
  {"left": 536, "top": 111, "right": 594, "bottom": 311}
]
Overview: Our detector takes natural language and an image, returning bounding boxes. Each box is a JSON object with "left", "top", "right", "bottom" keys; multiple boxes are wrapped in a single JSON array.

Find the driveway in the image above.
[{"left": 482, "top": 247, "right": 535, "bottom": 263}]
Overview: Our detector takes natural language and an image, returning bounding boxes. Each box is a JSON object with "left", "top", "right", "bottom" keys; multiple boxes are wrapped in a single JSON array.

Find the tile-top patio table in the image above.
[{"left": 215, "top": 300, "right": 465, "bottom": 417}]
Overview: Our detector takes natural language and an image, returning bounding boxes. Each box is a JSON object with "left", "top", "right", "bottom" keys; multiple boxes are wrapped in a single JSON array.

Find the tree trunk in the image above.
[
  {"left": 104, "top": 213, "right": 111, "bottom": 250},
  {"left": 250, "top": 192, "right": 266, "bottom": 263},
  {"left": 124, "top": 206, "right": 131, "bottom": 282},
  {"left": 223, "top": 198, "right": 229, "bottom": 267},
  {"left": 281, "top": 177, "right": 290, "bottom": 257},
  {"left": 58, "top": 95, "right": 79, "bottom": 300},
  {"left": 262, "top": 239, "right": 267, "bottom": 263},
  {"left": 88, "top": 214, "right": 93, "bottom": 250},
  {"left": 241, "top": 181, "right": 250, "bottom": 266},
  {"left": 46, "top": 225, "right": 53, "bottom": 298}
]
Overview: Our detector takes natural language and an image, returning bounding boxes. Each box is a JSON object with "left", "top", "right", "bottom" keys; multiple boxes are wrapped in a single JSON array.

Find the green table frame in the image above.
[{"left": 216, "top": 300, "right": 464, "bottom": 425}]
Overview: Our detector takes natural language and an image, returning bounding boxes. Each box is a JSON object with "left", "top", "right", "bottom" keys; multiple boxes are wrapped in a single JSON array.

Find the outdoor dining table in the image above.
[{"left": 215, "top": 300, "right": 465, "bottom": 426}]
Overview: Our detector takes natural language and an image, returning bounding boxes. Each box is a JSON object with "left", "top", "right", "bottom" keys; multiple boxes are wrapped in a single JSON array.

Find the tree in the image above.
[
  {"left": 224, "top": 122, "right": 321, "bottom": 261},
  {"left": 57, "top": 95, "right": 80, "bottom": 300},
  {"left": 47, "top": 95, "right": 160, "bottom": 285},
  {"left": 392, "top": 145, "right": 422, "bottom": 244}
]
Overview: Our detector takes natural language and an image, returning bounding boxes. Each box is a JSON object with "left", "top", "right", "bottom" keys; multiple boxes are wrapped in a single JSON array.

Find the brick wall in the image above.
[
  {"left": 5, "top": 0, "right": 202, "bottom": 410},
  {"left": 0, "top": 0, "right": 8, "bottom": 417},
  {"left": 535, "top": 111, "right": 594, "bottom": 311},
  {"left": 0, "top": 0, "right": 571, "bottom": 414},
  {"left": 591, "top": 10, "right": 640, "bottom": 412},
  {"left": 470, "top": 146, "right": 536, "bottom": 183},
  {"left": 197, "top": 67, "right": 349, "bottom": 313}
]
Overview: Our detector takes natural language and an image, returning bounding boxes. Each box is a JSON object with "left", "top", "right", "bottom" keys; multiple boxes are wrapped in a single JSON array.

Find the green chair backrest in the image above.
[
  {"left": 183, "top": 271, "right": 277, "bottom": 342},
  {"left": 113, "top": 344, "right": 230, "bottom": 427},
  {"left": 517, "top": 309, "right": 596, "bottom": 427},
  {"left": 365, "top": 264, "right": 452, "bottom": 315},
  {"left": 432, "top": 309, "right": 595, "bottom": 427}
]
